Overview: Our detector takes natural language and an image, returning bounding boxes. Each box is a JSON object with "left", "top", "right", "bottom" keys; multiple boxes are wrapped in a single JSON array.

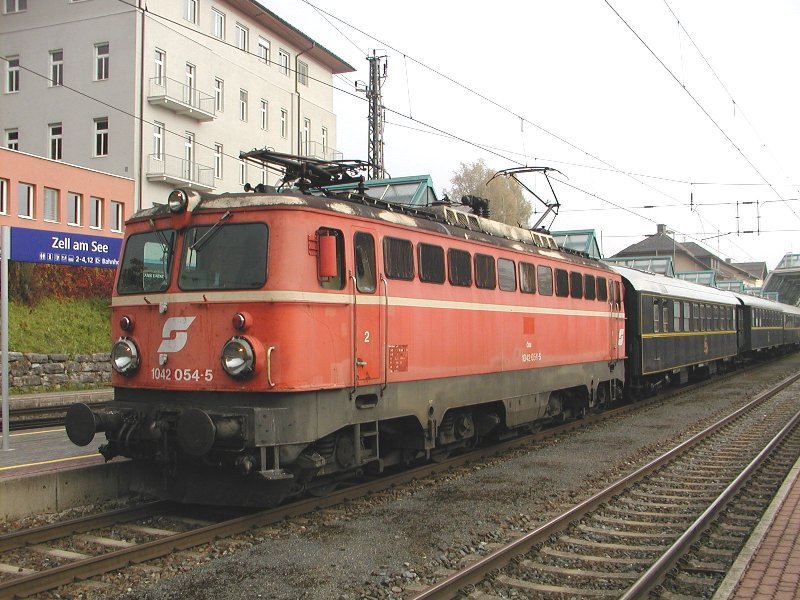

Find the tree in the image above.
[{"left": 448, "top": 159, "right": 532, "bottom": 227}]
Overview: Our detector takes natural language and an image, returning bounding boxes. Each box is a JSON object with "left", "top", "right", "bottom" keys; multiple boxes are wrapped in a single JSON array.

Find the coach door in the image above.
[{"left": 351, "top": 231, "right": 382, "bottom": 390}]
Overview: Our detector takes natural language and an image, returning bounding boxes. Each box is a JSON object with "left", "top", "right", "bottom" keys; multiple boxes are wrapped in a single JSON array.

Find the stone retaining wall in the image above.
[{"left": 4, "top": 352, "right": 111, "bottom": 390}]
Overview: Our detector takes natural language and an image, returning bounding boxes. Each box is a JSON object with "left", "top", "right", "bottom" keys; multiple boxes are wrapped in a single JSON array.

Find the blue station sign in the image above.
[{"left": 10, "top": 227, "right": 122, "bottom": 269}]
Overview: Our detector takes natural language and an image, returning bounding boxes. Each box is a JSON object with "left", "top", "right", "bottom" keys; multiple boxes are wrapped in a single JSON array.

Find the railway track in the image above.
[
  {"left": 0, "top": 359, "right": 795, "bottom": 598},
  {"left": 411, "top": 371, "right": 800, "bottom": 599},
  {"left": 7, "top": 402, "right": 108, "bottom": 431}
]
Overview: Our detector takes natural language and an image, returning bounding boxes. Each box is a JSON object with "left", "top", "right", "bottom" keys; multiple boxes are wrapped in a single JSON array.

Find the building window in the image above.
[
  {"left": 94, "top": 118, "right": 108, "bottom": 156},
  {"left": 211, "top": 8, "right": 225, "bottom": 39},
  {"left": 260, "top": 165, "right": 267, "bottom": 185},
  {"left": 5, "top": 129, "right": 18, "bottom": 150},
  {"left": 297, "top": 60, "right": 308, "bottom": 86},
  {"left": 185, "top": 63, "right": 195, "bottom": 100},
  {"left": 49, "top": 123, "right": 63, "bottom": 160},
  {"left": 258, "top": 37, "right": 270, "bottom": 64},
  {"left": 4, "top": 0, "right": 26, "bottom": 14},
  {"left": 321, "top": 127, "right": 328, "bottom": 152},
  {"left": 280, "top": 108, "right": 288, "bottom": 138},
  {"left": 67, "top": 191, "right": 81, "bottom": 225},
  {"left": 260, "top": 99, "right": 268, "bottom": 130},
  {"left": 303, "top": 118, "right": 310, "bottom": 152},
  {"left": 184, "top": 132, "right": 194, "bottom": 179},
  {"left": 278, "top": 49, "right": 289, "bottom": 75},
  {"left": 239, "top": 160, "right": 246, "bottom": 185},
  {"left": 111, "top": 200, "right": 123, "bottom": 232},
  {"left": 153, "top": 121, "right": 164, "bottom": 159},
  {"left": 95, "top": 43, "right": 109, "bottom": 80},
  {"left": 43, "top": 187, "right": 59, "bottom": 222},
  {"left": 6, "top": 56, "right": 19, "bottom": 93},
  {"left": 90, "top": 197, "right": 103, "bottom": 229},
  {"left": 18, "top": 182, "right": 34, "bottom": 219},
  {"left": 0, "top": 178, "right": 7, "bottom": 214},
  {"left": 154, "top": 49, "right": 166, "bottom": 85},
  {"left": 184, "top": 0, "right": 197, "bottom": 24},
  {"left": 49, "top": 50, "right": 63, "bottom": 86},
  {"left": 239, "top": 89, "right": 248, "bottom": 121},
  {"left": 214, "top": 143, "right": 223, "bottom": 179},
  {"left": 235, "top": 23, "right": 249, "bottom": 51},
  {"left": 214, "top": 78, "right": 224, "bottom": 112}
]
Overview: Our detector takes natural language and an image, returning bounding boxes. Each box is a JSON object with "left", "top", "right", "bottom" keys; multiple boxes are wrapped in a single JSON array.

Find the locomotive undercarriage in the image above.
[{"left": 67, "top": 361, "right": 624, "bottom": 506}]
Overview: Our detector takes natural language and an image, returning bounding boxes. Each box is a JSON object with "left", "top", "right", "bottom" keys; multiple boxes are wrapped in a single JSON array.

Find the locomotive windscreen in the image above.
[{"left": 117, "top": 230, "right": 176, "bottom": 294}]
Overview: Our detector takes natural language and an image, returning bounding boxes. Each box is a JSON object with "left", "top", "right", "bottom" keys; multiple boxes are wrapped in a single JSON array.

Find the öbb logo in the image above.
[{"left": 158, "top": 317, "right": 196, "bottom": 353}]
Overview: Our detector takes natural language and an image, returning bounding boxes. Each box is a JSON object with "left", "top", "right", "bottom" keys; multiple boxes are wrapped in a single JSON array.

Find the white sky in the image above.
[{"left": 267, "top": 0, "right": 800, "bottom": 271}]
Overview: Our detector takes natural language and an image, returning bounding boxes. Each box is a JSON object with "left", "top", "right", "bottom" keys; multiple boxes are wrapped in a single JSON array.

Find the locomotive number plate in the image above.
[{"left": 151, "top": 368, "right": 214, "bottom": 382}]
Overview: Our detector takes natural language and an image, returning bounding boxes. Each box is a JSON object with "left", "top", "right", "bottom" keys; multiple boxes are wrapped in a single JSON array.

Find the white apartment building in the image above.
[{"left": 0, "top": 0, "right": 354, "bottom": 211}]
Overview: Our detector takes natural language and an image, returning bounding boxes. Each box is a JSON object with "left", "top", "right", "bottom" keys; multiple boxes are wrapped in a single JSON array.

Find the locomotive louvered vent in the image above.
[
  {"left": 456, "top": 212, "right": 470, "bottom": 229},
  {"left": 467, "top": 215, "right": 481, "bottom": 231}
]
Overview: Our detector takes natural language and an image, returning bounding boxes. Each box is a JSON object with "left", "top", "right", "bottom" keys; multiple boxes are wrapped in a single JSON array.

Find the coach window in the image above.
[
  {"left": 684, "top": 302, "right": 691, "bottom": 331},
  {"left": 673, "top": 300, "right": 681, "bottom": 332},
  {"left": 662, "top": 301, "right": 669, "bottom": 333},
  {"left": 475, "top": 254, "right": 497, "bottom": 289},
  {"left": 317, "top": 228, "right": 345, "bottom": 290},
  {"left": 354, "top": 232, "right": 376, "bottom": 293},
  {"left": 537, "top": 265, "right": 553, "bottom": 296},
  {"left": 569, "top": 272, "right": 583, "bottom": 299},
  {"left": 584, "top": 274, "right": 596, "bottom": 300},
  {"left": 653, "top": 299, "right": 660, "bottom": 333},
  {"left": 448, "top": 248, "right": 472, "bottom": 287},
  {"left": 418, "top": 243, "right": 445, "bottom": 284},
  {"left": 498, "top": 258, "right": 516, "bottom": 291},
  {"left": 555, "top": 268, "right": 569, "bottom": 298},
  {"left": 596, "top": 276, "right": 608, "bottom": 301},
  {"left": 706, "top": 304, "right": 712, "bottom": 330},
  {"left": 383, "top": 237, "right": 414, "bottom": 280},
  {"left": 693, "top": 303, "right": 700, "bottom": 331},
  {"left": 519, "top": 262, "right": 536, "bottom": 294}
]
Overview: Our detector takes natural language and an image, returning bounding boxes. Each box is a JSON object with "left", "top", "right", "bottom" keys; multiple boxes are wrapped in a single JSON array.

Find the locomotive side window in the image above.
[
  {"left": 418, "top": 243, "right": 445, "bottom": 284},
  {"left": 317, "top": 228, "right": 345, "bottom": 290},
  {"left": 354, "top": 232, "right": 376, "bottom": 293},
  {"left": 537, "top": 265, "right": 553, "bottom": 296},
  {"left": 474, "top": 254, "right": 497, "bottom": 290},
  {"left": 554, "top": 268, "right": 569, "bottom": 298},
  {"left": 596, "top": 277, "right": 608, "bottom": 301},
  {"left": 673, "top": 300, "right": 681, "bottom": 332},
  {"left": 179, "top": 222, "right": 268, "bottom": 290},
  {"left": 118, "top": 229, "right": 176, "bottom": 294},
  {"left": 519, "top": 262, "right": 536, "bottom": 294},
  {"left": 447, "top": 248, "right": 472, "bottom": 287},
  {"left": 584, "top": 275, "right": 596, "bottom": 300},
  {"left": 653, "top": 299, "right": 660, "bottom": 333},
  {"left": 684, "top": 302, "right": 691, "bottom": 332},
  {"left": 497, "top": 258, "right": 516, "bottom": 292},
  {"left": 614, "top": 281, "right": 622, "bottom": 310},
  {"left": 569, "top": 272, "right": 583, "bottom": 299},
  {"left": 383, "top": 237, "right": 414, "bottom": 280}
]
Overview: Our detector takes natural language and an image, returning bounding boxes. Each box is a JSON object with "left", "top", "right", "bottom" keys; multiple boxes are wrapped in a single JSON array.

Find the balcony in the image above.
[
  {"left": 146, "top": 154, "right": 214, "bottom": 191},
  {"left": 302, "top": 140, "right": 342, "bottom": 162},
  {"left": 147, "top": 77, "right": 215, "bottom": 122}
]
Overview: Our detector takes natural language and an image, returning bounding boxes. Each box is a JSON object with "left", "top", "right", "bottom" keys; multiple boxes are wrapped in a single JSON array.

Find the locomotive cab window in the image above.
[
  {"left": 519, "top": 262, "right": 536, "bottom": 294},
  {"left": 383, "top": 237, "right": 414, "bottom": 280},
  {"left": 418, "top": 243, "right": 445, "bottom": 284},
  {"left": 179, "top": 222, "right": 268, "bottom": 290},
  {"left": 447, "top": 248, "right": 472, "bottom": 287},
  {"left": 118, "top": 229, "right": 176, "bottom": 294},
  {"left": 498, "top": 258, "right": 516, "bottom": 291},
  {"left": 584, "top": 274, "right": 596, "bottom": 300},
  {"left": 555, "top": 268, "right": 569, "bottom": 298},
  {"left": 354, "top": 232, "right": 376, "bottom": 293},
  {"left": 475, "top": 254, "right": 497, "bottom": 289},
  {"left": 537, "top": 265, "right": 553, "bottom": 296},
  {"left": 569, "top": 272, "right": 583, "bottom": 299},
  {"left": 596, "top": 276, "right": 608, "bottom": 301}
]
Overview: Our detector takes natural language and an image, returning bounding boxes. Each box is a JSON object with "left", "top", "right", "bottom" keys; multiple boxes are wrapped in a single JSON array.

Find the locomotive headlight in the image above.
[
  {"left": 221, "top": 336, "right": 255, "bottom": 378},
  {"left": 167, "top": 189, "right": 189, "bottom": 213},
  {"left": 111, "top": 338, "right": 140, "bottom": 375}
]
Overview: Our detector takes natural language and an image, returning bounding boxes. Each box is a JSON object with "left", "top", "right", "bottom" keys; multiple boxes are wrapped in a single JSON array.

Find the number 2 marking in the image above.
[{"left": 363, "top": 331, "right": 370, "bottom": 343}]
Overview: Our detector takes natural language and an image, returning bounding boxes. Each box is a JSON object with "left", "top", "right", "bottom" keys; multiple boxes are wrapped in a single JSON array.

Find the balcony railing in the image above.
[
  {"left": 146, "top": 153, "right": 214, "bottom": 191},
  {"left": 147, "top": 77, "right": 215, "bottom": 122},
  {"left": 301, "top": 140, "right": 342, "bottom": 162}
]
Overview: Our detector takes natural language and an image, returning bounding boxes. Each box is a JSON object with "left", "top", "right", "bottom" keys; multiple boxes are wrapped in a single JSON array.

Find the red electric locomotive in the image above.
[{"left": 66, "top": 152, "right": 626, "bottom": 506}]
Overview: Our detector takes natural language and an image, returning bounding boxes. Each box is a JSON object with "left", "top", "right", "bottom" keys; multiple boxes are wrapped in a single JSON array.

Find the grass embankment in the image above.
[{"left": 10, "top": 297, "right": 111, "bottom": 354}]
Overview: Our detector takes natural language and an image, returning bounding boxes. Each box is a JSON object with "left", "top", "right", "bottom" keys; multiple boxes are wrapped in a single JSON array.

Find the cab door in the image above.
[{"left": 352, "top": 231, "right": 382, "bottom": 387}]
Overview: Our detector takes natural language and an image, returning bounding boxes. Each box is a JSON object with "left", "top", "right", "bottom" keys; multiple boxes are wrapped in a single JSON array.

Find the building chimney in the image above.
[{"left": 657, "top": 224, "right": 667, "bottom": 234}]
